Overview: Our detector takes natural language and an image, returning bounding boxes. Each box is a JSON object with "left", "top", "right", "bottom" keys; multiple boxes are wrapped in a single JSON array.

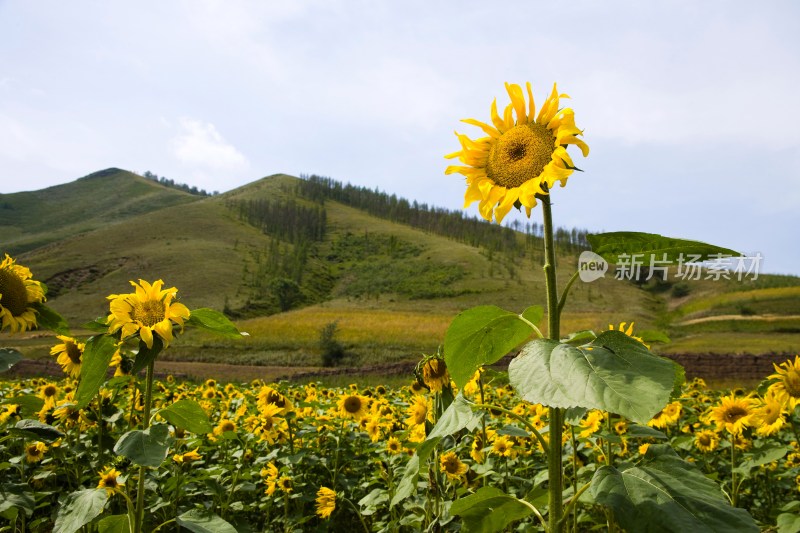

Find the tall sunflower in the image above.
[
  {"left": 709, "top": 394, "right": 755, "bottom": 435},
  {"left": 106, "top": 279, "right": 190, "bottom": 349},
  {"left": 445, "top": 82, "right": 589, "bottom": 223},
  {"left": 766, "top": 355, "right": 800, "bottom": 409},
  {"left": 50, "top": 335, "right": 85, "bottom": 378},
  {"left": 0, "top": 254, "right": 46, "bottom": 333}
]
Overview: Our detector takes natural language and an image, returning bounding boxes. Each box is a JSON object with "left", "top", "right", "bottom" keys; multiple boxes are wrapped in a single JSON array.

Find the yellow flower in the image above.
[
  {"left": 97, "top": 467, "right": 123, "bottom": 495},
  {"left": 387, "top": 436, "right": 403, "bottom": 455},
  {"left": 648, "top": 402, "right": 682, "bottom": 429},
  {"left": 445, "top": 82, "right": 589, "bottom": 223},
  {"left": 709, "top": 394, "right": 755, "bottom": 435},
  {"left": 173, "top": 448, "right": 202, "bottom": 464},
  {"left": 213, "top": 419, "right": 236, "bottom": 436},
  {"left": 0, "top": 254, "right": 46, "bottom": 333},
  {"left": 50, "top": 335, "right": 85, "bottom": 378},
  {"left": 752, "top": 391, "right": 786, "bottom": 437},
  {"left": 492, "top": 435, "right": 514, "bottom": 457},
  {"left": 638, "top": 443, "right": 651, "bottom": 455},
  {"left": 257, "top": 386, "right": 293, "bottom": 415},
  {"left": 277, "top": 475, "right": 293, "bottom": 494},
  {"left": 405, "top": 395, "right": 429, "bottom": 427},
  {"left": 315, "top": 487, "right": 336, "bottom": 519},
  {"left": 25, "top": 441, "right": 47, "bottom": 463},
  {"left": 767, "top": 355, "right": 800, "bottom": 409},
  {"left": 421, "top": 357, "right": 450, "bottom": 393},
  {"left": 694, "top": 430, "right": 719, "bottom": 453},
  {"left": 106, "top": 279, "right": 190, "bottom": 349},
  {"left": 338, "top": 394, "right": 368, "bottom": 420},
  {"left": 578, "top": 410, "right": 604, "bottom": 439},
  {"left": 609, "top": 321, "right": 649, "bottom": 348},
  {"left": 439, "top": 451, "right": 468, "bottom": 481}
]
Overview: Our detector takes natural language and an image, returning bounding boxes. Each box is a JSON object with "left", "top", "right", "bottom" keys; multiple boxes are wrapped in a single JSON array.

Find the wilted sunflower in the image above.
[
  {"left": 445, "top": 82, "right": 589, "bottom": 223},
  {"left": 315, "top": 487, "right": 336, "bottom": 519},
  {"left": 97, "top": 467, "right": 123, "bottom": 495},
  {"left": 420, "top": 356, "right": 450, "bottom": 393},
  {"left": 709, "top": 394, "right": 755, "bottom": 435},
  {"left": 106, "top": 279, "right": 190, "bottom": 349},
  {"left": 439, "top": 451, "right": 468, "bottom": 481},
  {"left": 50, "top": 335, "right": 85, "bottom": 378},
  {"left": 0, "top": 254, "right": 46, "bottom": 333},
  {"left": 767, "top": 355, "right": 800, "bottom": 409}
]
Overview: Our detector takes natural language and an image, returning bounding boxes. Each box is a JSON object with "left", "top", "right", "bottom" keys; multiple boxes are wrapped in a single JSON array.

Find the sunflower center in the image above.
[
  {"left": 486, "top": 123, "right": 556, "bottom": 189},
  {"left": 0, "top": 268, "right": 30, "bottom": 316},
  {"left": 343, "top": 396, "right": 363, "bottom": 414},
  {"left": 698, "top": 434, "right": 711, "bottom": 446},
  {"left": 724, "top": 406, "right": 748, "bottom": 423},
  {"left": 132, "top": 299, "right": 166, "bottom": 327},
  {"left": 443, "top": 457, "right": 461, "bottom": 474},
  {"left": 65, "top": 341, "right": 82, "bottom": 364}
]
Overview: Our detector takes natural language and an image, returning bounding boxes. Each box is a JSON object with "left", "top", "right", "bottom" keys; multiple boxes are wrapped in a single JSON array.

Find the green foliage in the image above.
[
  {"left": 587, "top": 231, "right": 741, "bottom": 264},
  {"left": 336, "top": 259, "right": 465, "bottom": 299},
  {"left": 10, "top": 420, "right": 64, "bottom": 442},
  {"left": 53, "top": 489, "right": 109, "bottom": 533},
  {"left": 176, "top": 509, "right": 238, "bottom": 533},
  {"left": 449, "top": 487, "right": 534, "bottom": 532},
  {"left": 319, "top": 321, "right": 345, "bottom": 367},
  {"left": 508, "top": 331, "right": 677, "bottom": 424},
  {"left": 113, "top": 424, "right": 172, "bottom": 467},
  {"left": 157, "top": 399, "right": 212, "bottom": 435},
  {"left": 187, "top": 308, "right": 246, "bottom": 338},
  {"left": 592, "top": 445, "right": 758, "bottom": 532},
  {"left": 75, "top": 335, "right": 119, "bottom": 409},
  {"left": 0, "top": 348, "right": 22, "bottom": 373}
]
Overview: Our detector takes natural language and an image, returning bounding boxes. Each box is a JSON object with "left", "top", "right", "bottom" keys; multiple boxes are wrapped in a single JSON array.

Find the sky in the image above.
[{"left": 1, "top": 1, "right": 799, "bottom": 275}]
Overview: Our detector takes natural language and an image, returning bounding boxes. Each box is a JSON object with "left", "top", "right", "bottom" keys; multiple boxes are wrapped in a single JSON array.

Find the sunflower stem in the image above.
[
  {"left": 134, "top": 360, "right": 155, "bottom": 533},
  {"left": 540, "top": 190, "right": 565, "bottom": 533}
]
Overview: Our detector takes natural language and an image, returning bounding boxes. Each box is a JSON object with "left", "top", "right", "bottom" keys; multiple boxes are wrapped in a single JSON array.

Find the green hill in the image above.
[{"left": 1, "top": 169, "right": 799, "bottom": 376}]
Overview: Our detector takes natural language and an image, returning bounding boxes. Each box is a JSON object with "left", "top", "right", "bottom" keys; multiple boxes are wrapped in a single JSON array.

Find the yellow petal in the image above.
[
  {"left": 526, "top": 82, "right": 536, "bottom": 124},
  {"left": 505, "top": 83, "right": 527, "bottom": 124},
  {"left": 490, "top": 99, "right": 505, "bottom": 132},
  {"left": 461, "top": 118, "right": 500, "bottom": 139}
]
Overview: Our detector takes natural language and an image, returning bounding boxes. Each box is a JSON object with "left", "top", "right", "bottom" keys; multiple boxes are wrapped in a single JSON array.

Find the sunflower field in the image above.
[{"left": 1, "top": 355, "right": 800, "bottom": 532}]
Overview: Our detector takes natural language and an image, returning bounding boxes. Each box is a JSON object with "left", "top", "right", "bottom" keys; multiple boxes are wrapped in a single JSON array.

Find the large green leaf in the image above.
[
  {"left": 75, "top": 335, "right": 119, "bottom": 409},
  {"left": 11, "top": 419, "right": 64, "bottom": 442},
  {"left": 444, "top": 305, "right": 537, "bottom": 389},
  {"left": 186, "top": 308, "right": 245, "bottom": 339},
  {"left": 1, "top": 395, "right": 44, "bottom": 417},
  {"left": 0, "top": 348, "right": 22, "bottom": 373},
  {"left": 508, "top": 331, "right": 676, "bottom": 424},
  {"left": 130, "top": 337, "right": 163, "bottom": 375},
  {"left": 592, "top": 445, "right": 758, "bottom": 532},
  {"left": 450, "top": 487, "right": 534, "bottom": 532},
  {"left": 113, "top": 424, "right": 172, "bottom": 467},
  {"left": 97, "top": 515, "right": 131, "bottom": 533},
  {"left": 0, "top": 483, "right": 35, "bottom": 518},
  {"left": 735, "top": 443, "right": 792, "bottom": 477},
  {"left": 32, "top": 303, "right": 70, "bottom": 335},
  {"left": 176, "top": 509, "right": 238, "bottom": 533},
  {"left": 53, "top": 489, "right": 109, "bottom": 533},
  {"left": 587, "top": 231, "right": 740, "bottom": 264},
  {"left": 391, "top": 394, "right": 482, "bottom": 507},
  {"left": 158, "top": 399, "right": 212, "bottom": 434}
]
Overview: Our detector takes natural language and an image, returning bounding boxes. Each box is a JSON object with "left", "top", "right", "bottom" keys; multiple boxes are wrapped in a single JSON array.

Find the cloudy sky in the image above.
[{"left": 2, "top": 1, "right": 799, "bottom": 275}]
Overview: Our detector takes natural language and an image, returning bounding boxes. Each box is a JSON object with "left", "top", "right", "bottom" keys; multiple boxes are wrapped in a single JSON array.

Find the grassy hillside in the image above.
[{"left": 1, "top": 169, "right": 799, "bottom": 375}]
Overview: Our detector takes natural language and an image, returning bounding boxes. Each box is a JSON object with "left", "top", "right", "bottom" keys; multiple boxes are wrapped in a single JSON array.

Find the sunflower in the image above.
[
  {"left": 106, "top": 279, "right": 190, "bottom": 349},
  {"left": 316, "top": 487, "right": 336, "bottom": 519},
  {"left": 445, "top": 82, "right": 589, "bottom": 223},
  {"left": 213, "top": 419, "right": 236, "bottom": 436},
  {"left": 752, "top": 391, "right": 786, "bottom": 437},
  {"left": 25, "top": 441, "right": 47, "bottom": 463},
  {"left": 50, "top": 335, "right": 85, "bottom": 378},
  {"left": 405, "top": 395, "right": 429, "bottom": 427},
  {"left": 578, "top": 410, "right": 604, "bottom": 439},
  {"left": 277, "top": 475, "right": 293, "bottom": 494},
  {"left": 709, "top": 394, "right": 755, "bottom": 435},
  {"left": 470, "top": 434, "right": 486, "bottom": 463},
  {"left": 97, "top": 467, "right": 123, "bottom": 495},
  {"left": 338, "top": 394, "right": 368, "bottom": 420},
  {"left": 173, "top": 448, "right": 202, "bottom": 464},
  {"left": 648, "top": 401, "right": 682, "bottom": 429},
  {"left": 608, "top": 321, "right": 650, "bottom": 349},
  {"left": 386, "top": 436, "right": 403, "bottom": 455},
  {"left": 492, "top": 434, "right": 514, "bottom": 457},
  {"left": 0, "top": 254, "right": 46, "bottom": 333},
  {"left": 439, "top": 451, "right": 468, "bottom": 481},
  {"left": 694, "top": 430, "right": 720, "bottom": 453},
  {"left": 767, "top": 355, "right": 800, "bottom": 409},
  {"left": 421, "top": 357, "right": 450, "bottom": 392}
]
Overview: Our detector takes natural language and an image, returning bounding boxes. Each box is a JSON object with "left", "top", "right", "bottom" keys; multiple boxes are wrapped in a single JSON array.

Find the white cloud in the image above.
[{"left": 171, "top": 118, "right": 248, "bottom": 170}]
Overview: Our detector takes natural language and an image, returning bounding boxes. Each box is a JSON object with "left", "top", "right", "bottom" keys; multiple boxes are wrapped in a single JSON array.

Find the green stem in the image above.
[
  {"left": 540, "top": 190, "right": 564, "bottom": 533},
  {"left": 478, "top": 372, "right": 488, "bottom": 487},
  {"left": 342, "top": 496, "right": 370, "bottom": 533},
  {"left": 134, "top": 361, "right": 155, "bottom": 533},
  {"left": 730, "top": 436, "right": 738, "bottom": 507},
  {"left": 570, "top": 426, "right": 578, "bottom": 533},
  {"left": 557, "top": 270, "right": 580, "bottom": 318}
]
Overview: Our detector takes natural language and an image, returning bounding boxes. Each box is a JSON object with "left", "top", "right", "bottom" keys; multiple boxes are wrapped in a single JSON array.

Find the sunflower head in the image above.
[
  {"left": 97, "top": 467, "right": 123, "bottom": 495},
  {"left": 277, "top": 475, "right": 293, "bottom": 494},
  {"left": 106, "top": 279, "right": 190, "bottom": 349},
  {"left": 709, "top": 394, "right": 755, "bottom": 435},
  {"left": 767, "top": 355, "right": 800, "bottom": 409},
  {"left": 439, "top": 451, "right": 468, "bottom": 481},
  {"left": 338, "top": 393, "right": 368, "bottom": 420},
  {"left": 315, "top": 487, "right": 336, "bottom": 519},
  {"left": 446, "top": 82, "right": 589, "bottom": 223},
  {"left": 419, "top": 355, "right": 451, "bottom": 393},
  {"left": 25, "top": 441, "right": 47, "bottom": 463},
  {"left": 694, "top": 430, "right": 719, "bottom": 453},
  {"left": 0, "top": 254, "right": 46, "bottom": 333},
  {"left": 50, "top": 335, "right": 85, "bottom": 378}
]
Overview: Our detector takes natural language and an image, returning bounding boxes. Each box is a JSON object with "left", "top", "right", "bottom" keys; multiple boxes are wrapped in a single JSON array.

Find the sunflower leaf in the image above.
[
  {"left": 592, "top": 444, "right": 758, "bottom": 532},
  {"left": 587, "top": 231, "right": 741, "bottom": 264},
  {"left": 157, "top": 399, "right": 212, "bottom": 435},
  {"left": 52, "top": 489, "right": 109, "bottom": 533},
  {"left": 508, "top": 331, "right": 677, "bottom": 424},
  {"left": 32, "top": 303, "right": 70, "bottom": 335},
  {"left": 75, "top": 335, "right": 119, "bottom": 409},
  {"left": 187, "top": 308, "right": 245, "bottom": 338},
  {"left": 11, "top": 419, "right": 64, "bottom": 442},
  {"left": 130, "top": 336, "right": 163, "bottom": 375},
  {"left": 113, "top": 423, "right": 172, "bottom": 467},
  {"left": 444, "top": 305, "right": 535, "bottom": 389},
  {"left": 450, "top": 487, "right": 534, "bottom": 533},
  {"left": 175, "top": 509, "right": 238, "bottom": 533},
  {"left": 0, "top": 348, "right": 22, "bottom": 373}
]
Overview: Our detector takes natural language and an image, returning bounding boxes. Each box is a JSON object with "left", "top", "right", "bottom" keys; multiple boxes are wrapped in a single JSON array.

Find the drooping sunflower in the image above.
[
  {"left": 445, "top": 82, "right": 589, "bottom": 223},
  {"left": 709, "top": 394, "right": 755, "bottom": 435},
  {"left": 0, "top": 254, "right": 46, "bottom": 333},
  {"left": 766, "top": 355, "right": 800, "bottom": 409},
  {"left": 420, "top": 356, "right": 451, "bottom": 393},
  {"left": 106, "top": 279, "right": 190, "bottom": 349},
  {"left": 97, "top": 467, "right": 124, "bottom": 495},
  {"left": 439, "top": 451, "right": 468, "bottom": 481},
  {"left": 315, "top": 487, "right": 336, "bottom": 519},
  {"left": 50, "top": 335, "right": 85, "bottom": 378}
]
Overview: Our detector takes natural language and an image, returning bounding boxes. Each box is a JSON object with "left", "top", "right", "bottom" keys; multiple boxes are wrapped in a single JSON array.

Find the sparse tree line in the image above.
[
  {"left": 142, "top": 170, "right": 218, "bottom": 196},
  {"left": 227, "top": 198, "right": 327, "bottom": 244},
  {"left": 296, "top": 174, "right": 590, "bottom": 255}
]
